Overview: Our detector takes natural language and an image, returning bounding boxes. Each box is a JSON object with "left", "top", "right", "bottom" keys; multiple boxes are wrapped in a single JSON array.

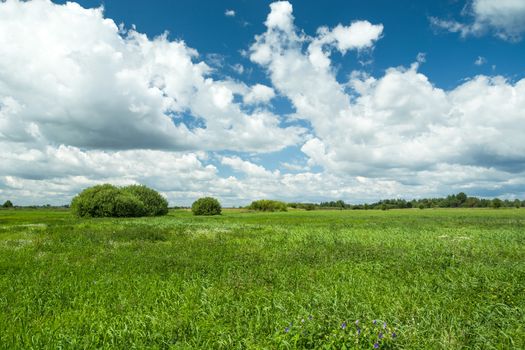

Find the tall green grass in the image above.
[{"left": 0, "top": 208, "right": 523, "bottom": 349}]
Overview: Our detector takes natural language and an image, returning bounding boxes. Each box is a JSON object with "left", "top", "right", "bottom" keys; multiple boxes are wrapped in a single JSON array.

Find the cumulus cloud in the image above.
[
  {"left": 431, "top": 0, "right": 525, "bottom": 41},
  {"left": 265, "top": 1, "right": 295, "bottom": 32},
  {"left": 243, "top": 84, "right": 276, "bottom": 105},
  {"left": 1, "top": 0, "right": 525, "bottom": 206},
  {"left": 0, "top": 142, "right": 220, "bottom": 205},
  {"left": 316, "top": 21, "right": 384, "bottom": 54},
  {"left": 0, "top": 0, "right": 304, "bottom": 152},
  {"left": 221, "top": 156, "right": 278, "bottom": 178},
  {"left": 250, "top": 1, "right": 525, "bottom": 194},
  {"left": 225, "top": 9, "right": 235, "bottom": 17}
]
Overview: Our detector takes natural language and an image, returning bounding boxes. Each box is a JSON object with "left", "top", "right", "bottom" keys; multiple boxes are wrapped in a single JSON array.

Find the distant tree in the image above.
[
  {"left": 492, "top": 198, "right": 502, "bottom": 209},
  {"left": 418, "top": 203, "right": 425, "bottom": 210},
  {"left": 456, "top": 192, "right": 467, "bottom": 205},
  {"left": 248, "top": 200, "right": 287, "bottom": 212},
  {"left": 2, "top": 200, "right": 13, "bottom": 208},
  {"left": 513, "top": 199, "right": 521, "bottom": 208},
  {"left": 191, "top": 197, "right": 222, "bottom": 216},
  {"left": 304, "top": 203, "right": 316, "bottom": 211}
]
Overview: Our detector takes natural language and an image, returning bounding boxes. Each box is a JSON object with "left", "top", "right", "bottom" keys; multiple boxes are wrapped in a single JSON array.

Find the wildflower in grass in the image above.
[
  {"left": 341, "top": 321, "right": 347, "bottom": 329},
  {"left": 378, "top": 332, "right": 383, "bottom": 339},
  {"left": 373, "top": 320, "right": 377, "bottom": 325},
  {"left": 374, "top": 343, "right": 379, "bottom": 349},
  {"left": 301, "top": 318, "right": 305, "bottom": 323},
  {"left": 357, "top": 328, "right": 361, "bottom": 335},
  {"left": 383, "top": 322, "right": 387, "bottom": 329},
  {"left": 284, "top": 327, "right": 290, "bottom": 333},
  {"left": 308, "top": 315, "right": 313, "bottom": 320},
  {"left": 392, "top": 332, "right": 397, "bottom": 338},
  {"left": 355, "top": 319, "right": 359, "bottom": 325}
]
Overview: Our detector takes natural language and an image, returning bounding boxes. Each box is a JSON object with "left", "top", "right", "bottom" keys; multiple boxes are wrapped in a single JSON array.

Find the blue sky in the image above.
[
  {"left": 1, "top": 0, "right": 525, "bottom": 206},
  {"left": 53, "top": 0, "right": 524, "bottom": 88}
]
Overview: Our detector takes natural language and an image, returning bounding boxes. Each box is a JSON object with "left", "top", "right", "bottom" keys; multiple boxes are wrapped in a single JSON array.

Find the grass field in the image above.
[{"left": 0, "top": 208, "right": 524, "bottom": 349}]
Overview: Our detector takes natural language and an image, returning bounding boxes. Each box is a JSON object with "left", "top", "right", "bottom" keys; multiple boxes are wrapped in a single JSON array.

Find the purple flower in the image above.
[
  {"left": 383, "top": 322, "right": 387, "bottom": 329},
  {"left": 341, "top": 321, "right": 347, "bottom": 329},
  {"left": 357, "top": 327, "right": 361, "bottom": 335},
  {"left": 373, "top": 320, "right": 377, "bottom": 325},
  {"left": 392, "top": 332, "right": 397, "bottom": 338},
  {"left": 308, "top": 315, "right": 313, "bottom": 320},
  {"left": 284, "top": 327, "right": 290, "bottom": 333},
  {"left": 378, "top": 332, "right": 384, "bottom": 339},
  {"left": 374, "top": 343, "right": 379, "bottom": 349}
]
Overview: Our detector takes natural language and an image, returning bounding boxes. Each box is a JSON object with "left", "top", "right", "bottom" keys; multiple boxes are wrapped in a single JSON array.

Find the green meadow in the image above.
[{"left": 0, "top": 208, "right": 523, "bottom": 349}]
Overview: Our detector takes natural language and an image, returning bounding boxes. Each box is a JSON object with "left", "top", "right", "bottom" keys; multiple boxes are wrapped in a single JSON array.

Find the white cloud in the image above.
[
  {"left": 225, "top": 9, "right": 235, "bottom": 17},
  {"left": 250, "top": 1, "right": 525, "bottom": 193},
  {"left": 473, "top": 0, "right": 525, "bottom": 40},
  {"left": 221, "top": 156, "right": 278, "bottom": 178},
  {"left": 1, "top": 0, "right": 525, "bottom": 206},
  {"left": 0, "top": 0, "right": 304, "bottom": 153},
  {"left": 475, "top": 56, "right": 487, "bottom": 65},
  {"left": 243, "top": 84, "right": 276, "bottom": 105},
  {"left": 319, "top": 21, "right": 384, "bottom": 54},
  {"left": 305, "top": 20, "right": 383, "bottom": 69},
  {"left": 265, "top": 1, "right": 294, "bottom": 32},
  {"left": 0, "top": 142, "right": 221, "bottom": 205},
  {"left": 431, "top": 0, "right": 525, "bottom": 41},
  {"left": 232, "top": 63, "right": 245, "bottom": 74}
]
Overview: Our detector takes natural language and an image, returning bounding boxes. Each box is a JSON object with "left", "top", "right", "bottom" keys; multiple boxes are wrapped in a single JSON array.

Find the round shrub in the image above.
[
  {"left": 248, "top": 199, "right": 288, "bottom": 212},
  {"left": 191, "top": 197, "right": 222, "bottom": 216},
  {"left": 71, "top": 184, "right": 168, "bottom": 218},
  {"left": 122, "top": 184, "right": 168, "bottom": 216}
]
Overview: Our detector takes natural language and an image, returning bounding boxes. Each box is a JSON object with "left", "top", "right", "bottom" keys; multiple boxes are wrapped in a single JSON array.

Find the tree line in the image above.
[
  {"left": 2, "top": 192, "right": 524, "bottom": 211},
  {"left": 288, "top": 192, "right": 523, "bottom": 210}
]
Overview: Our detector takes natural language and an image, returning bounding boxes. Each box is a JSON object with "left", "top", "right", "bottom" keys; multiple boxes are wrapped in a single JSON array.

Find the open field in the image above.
[{"left": 0, "top": 208, "right": 524, "bottom": 349}]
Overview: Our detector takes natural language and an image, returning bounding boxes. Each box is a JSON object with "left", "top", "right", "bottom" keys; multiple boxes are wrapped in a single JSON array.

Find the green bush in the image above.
[
  {"left": 248, "top": 199, "right": 288, "bottom": 212},
  {"left": 2, "top": 200, "right": 13, "bottom": 208},
  {"left": 122, "top": 184, "right": 168, "bottom": 216},
  {"left": 71, "top": 184, "right": 168, "bottom": 218},
  {"left": 191, "top": 197, "right": 222, "bottom": 216}
]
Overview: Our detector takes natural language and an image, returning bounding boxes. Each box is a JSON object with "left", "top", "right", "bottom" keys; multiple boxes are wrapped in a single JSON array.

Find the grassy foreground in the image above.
[{"left": 0, "top": 208, "right": 523, "bottom": 349}]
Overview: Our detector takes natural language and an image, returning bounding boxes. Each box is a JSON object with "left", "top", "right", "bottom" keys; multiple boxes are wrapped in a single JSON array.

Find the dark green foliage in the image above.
[
  {"left": 191, "top": 197, "right": 222, "bottom": 216},
  {"left": 288, "top": 202, "right": 316, "bottom": 210},
  {"left": 456, "top": 192, "right": 467, "bottom": 204},
  {"left": 248, "top": 199, "right": 287, "bottom": 212},
  {"left": 2, "top": 200, "right": 13, "bottom": 208},
  {"left": 122, "top": 185, "right": 168, "bottom": 216},
  {"left": 70, "top": 184, "right": 167, "bottom": 218},
  {"left": 286, "top": 193, "right": 524, "bottom": 211},
  {"left": 358, "top": 192, "right": 523, "bottom": 210},
  {"left": 492, "top": 198, "right": 502, "bottom": 209}
]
